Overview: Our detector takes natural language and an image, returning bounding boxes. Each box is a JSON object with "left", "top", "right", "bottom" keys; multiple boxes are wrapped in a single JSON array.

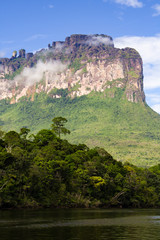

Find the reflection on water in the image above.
[{"left": 0, "top": 209, "right": 160, "bottom": 240}]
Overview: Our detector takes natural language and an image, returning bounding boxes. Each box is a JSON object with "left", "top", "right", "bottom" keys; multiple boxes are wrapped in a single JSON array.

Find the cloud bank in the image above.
[{"left": 14, "top": 60, "right": 67, "bottom": 87}]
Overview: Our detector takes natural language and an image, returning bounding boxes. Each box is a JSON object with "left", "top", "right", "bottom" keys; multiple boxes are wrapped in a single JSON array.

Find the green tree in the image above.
[
  {"left": 51, "top": 117, "right": 70, "bottom": 138},
  {"left": 4, "top": 131, "right": 21, "bottom": 153},
  {"left": 20, "top": 127, "right": 30, "bottom": 139},
  {"left": 34, "top": 129, "right": 56, "bottom": 146}
]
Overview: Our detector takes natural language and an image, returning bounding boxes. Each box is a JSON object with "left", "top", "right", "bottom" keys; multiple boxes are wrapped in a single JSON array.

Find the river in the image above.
[{"left": 1, "top": 209, "right": 160, "bottom": 239}]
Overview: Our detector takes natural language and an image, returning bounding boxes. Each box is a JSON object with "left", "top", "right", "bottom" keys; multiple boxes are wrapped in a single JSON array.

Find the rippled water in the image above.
[{"left": 1, "top": 209, "right": 160, "bottom": 239}]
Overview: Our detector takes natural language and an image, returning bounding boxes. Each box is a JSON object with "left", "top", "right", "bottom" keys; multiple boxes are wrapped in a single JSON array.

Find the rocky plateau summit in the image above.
[{"left": 0, "top": 34, "right": 145, "bottom": 104}]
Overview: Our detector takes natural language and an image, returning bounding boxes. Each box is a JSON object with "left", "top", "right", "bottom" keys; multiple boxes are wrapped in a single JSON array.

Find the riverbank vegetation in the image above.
[{"left": 1, "top": 118, "right": 160, "bottom": 208}]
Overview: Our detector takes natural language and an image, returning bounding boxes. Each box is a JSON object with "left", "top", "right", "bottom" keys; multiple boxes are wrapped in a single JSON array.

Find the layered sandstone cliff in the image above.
[{"left": 0, "top": 34, "right": 145, "bottom": 103}]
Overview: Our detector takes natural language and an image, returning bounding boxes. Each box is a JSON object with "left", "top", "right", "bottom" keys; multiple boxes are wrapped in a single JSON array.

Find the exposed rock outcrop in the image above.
[
  {"left": 26, "top": 53, "right": 33, "bottom": 61},
  {"left": 0, "top": 34, "right": 145, "bottom": 103},
  {"left": 12, "top": 51, "right": 17, "bottom": 58},
  {"left": 19, "top": 49, "right": 26, "bottom": 58}
]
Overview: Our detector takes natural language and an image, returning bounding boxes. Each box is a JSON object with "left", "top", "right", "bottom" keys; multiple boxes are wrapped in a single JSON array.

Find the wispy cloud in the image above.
[
  {"left": 14, "top": 60, "right": 67, "bottom": 87},
  {"left": 115, "top": 0, "right": 143, "bottom": 8},
  {"left": 48, "top": 4, "right": 54, "bottom": 8},
  {"left": 104, "top": 0, "right": 143, "bottom": 8},
  {"left": 117, "top": 11, "right": 124, "bottom": 20},
  {"left": 0, "top": 40, "right": 14, "bottom": 45},
  {"left": 25, "top": 34, "right": 47, "bottom": 42},
  {"left": 152, "top": 4, "right": 160, "bottom": 17},
  {"left": 86, "top": 36, "right": 113, "bottom": 46}
]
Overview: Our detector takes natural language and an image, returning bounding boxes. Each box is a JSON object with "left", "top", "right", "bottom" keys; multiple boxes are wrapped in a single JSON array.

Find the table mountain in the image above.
[{"left": 0, "top": 34, "right": 145, "bottom": 104}]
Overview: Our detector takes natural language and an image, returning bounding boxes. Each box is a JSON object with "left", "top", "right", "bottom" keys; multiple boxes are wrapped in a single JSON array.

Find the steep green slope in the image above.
[{"left": 1, "top": 89, "right": 160, "bottom": 166}]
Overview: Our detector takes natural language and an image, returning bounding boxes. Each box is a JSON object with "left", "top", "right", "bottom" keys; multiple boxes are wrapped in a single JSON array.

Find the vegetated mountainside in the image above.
[
  {"left": 0, "top": 34, "right": 160, "bottom": 166},
  {"left": 1, "top": 90, "right": 160, "bottom": 167}
]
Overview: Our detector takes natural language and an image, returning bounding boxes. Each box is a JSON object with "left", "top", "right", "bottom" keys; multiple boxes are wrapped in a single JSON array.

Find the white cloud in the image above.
[
  {"left": 34, "top": 43, "right": 65, "bottom": 57},
  {"left": 14, "top": 60, "right": 67, "bottom": 87},
  {"left": 53, "top": 42, "right": 64, "bottom": 51},
  {"left": 115, "top": 0, "right": 143, "bottom": 8},
  {"left": 25, "top": 34, "right": 47, "bottom": 42},
  {"left": 152, "top": 4, "right": 160, "bottom": 16},
  {"left": 103, "top": 0, "right": 143, "bottom": 8}
]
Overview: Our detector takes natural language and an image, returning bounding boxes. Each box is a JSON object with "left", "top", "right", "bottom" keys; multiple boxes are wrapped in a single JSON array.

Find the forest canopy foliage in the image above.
[{"left": 1, "top": 118, "right": 160, "bottom": 209}]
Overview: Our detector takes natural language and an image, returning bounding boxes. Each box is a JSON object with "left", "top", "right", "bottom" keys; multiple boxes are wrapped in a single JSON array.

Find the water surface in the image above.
[{"left": 1, "top": 209, "right": 160, "bottom": 240}]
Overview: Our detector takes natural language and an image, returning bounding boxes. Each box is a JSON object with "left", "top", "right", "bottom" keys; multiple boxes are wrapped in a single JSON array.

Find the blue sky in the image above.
[{"left": 1, "top": 0, "right": 160, "bottom": 112}]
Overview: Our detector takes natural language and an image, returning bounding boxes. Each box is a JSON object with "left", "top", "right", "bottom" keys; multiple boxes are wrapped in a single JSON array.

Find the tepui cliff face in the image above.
[{"left": 0, "top": 34, "right": 145, "bottom": 103}]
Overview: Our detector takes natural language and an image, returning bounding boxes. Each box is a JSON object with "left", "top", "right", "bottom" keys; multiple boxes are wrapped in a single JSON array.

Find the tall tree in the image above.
[{"left": 51, "top": 117, "right": 70, "bottom": 138}]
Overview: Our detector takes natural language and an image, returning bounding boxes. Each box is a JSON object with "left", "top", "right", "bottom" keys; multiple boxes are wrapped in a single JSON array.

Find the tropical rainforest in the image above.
[{"left": 1, "top": 117, "right": 160, "bottom": 209}]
